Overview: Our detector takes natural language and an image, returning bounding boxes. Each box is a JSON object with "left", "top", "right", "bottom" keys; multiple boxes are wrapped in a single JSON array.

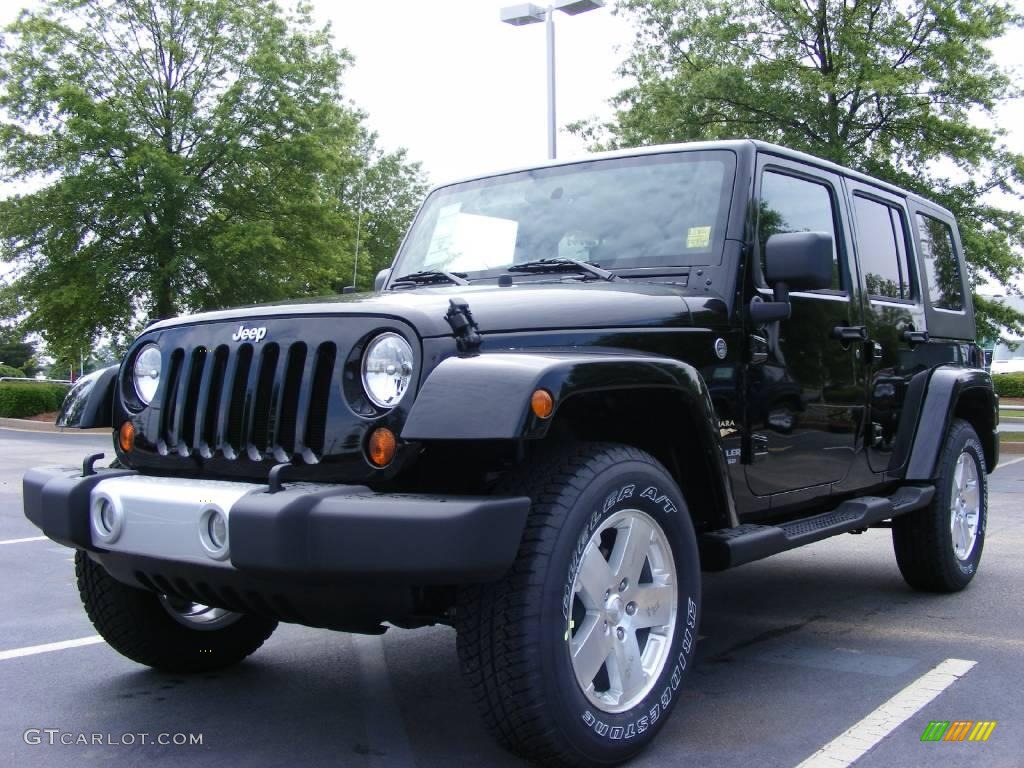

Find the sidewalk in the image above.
[{"left": 0, "top": 417, "right": 108, "bottom": 434}]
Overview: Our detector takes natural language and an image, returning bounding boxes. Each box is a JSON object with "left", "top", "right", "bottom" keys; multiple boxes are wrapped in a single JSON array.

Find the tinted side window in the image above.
[
  {"left": 916, "top": 214, "right": 963, "bottom": 311},
  {"left": 759, "top": 171, "right": 841, "bottom": 290},
  {"left": 853, "top": 195, "right": 913, "bottom": 300}
]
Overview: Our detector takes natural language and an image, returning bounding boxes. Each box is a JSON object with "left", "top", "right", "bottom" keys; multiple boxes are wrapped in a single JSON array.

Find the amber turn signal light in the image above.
[
  {"left": 118, "top": 421, "right": 135, "bottom": 453},
  {"left": 367, "top": 427, "right": 397, "bottom": 467},
  {"left": 531, "top": 389, "right": 554, "bottom": 419}
]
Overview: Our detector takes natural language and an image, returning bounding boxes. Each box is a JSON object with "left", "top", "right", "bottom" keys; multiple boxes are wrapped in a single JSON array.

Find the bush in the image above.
[
  {"left": 0, "top": 381, "right": 71, "bottom": 418},
  {"left": 994, "top": 373, "right": 1024, "bottom": 399},
  {"left": 0, "top": 363, "right": 26, "bottom": 378}
]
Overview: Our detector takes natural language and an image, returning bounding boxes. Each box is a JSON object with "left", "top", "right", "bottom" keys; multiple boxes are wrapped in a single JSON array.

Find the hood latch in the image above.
[{"left": 445, "top": 297, "right": 482, "bottom": 354}]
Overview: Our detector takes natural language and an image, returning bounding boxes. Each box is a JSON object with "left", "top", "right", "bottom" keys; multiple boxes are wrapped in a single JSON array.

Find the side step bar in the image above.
[{"left": 699, "top": 485, "right": 935, "bottom": 571}]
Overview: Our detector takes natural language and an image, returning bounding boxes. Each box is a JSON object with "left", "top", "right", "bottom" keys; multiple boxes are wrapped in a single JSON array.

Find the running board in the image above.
[{"left": 699, "top": 485, "right": 935, "bottom": 571}]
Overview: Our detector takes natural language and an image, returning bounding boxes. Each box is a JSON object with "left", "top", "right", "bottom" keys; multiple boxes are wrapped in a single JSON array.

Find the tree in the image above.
[
  {"left": 0, "top": 324, "right": 39, "bottom": 376},
  {"left": 573, "top": 0, "right": 1024, "bottom": 338},
  {"left": 0, "top": 0, "right": 426, "bottom": 361},
  {"left": 333, "top": 134, "right": 429, "bottom": 292}
]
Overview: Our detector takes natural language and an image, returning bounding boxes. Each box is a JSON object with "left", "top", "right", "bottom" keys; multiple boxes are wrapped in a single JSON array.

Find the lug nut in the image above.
[
  {"left": 626, "top": 601, "right": 637, "bottom": 616},
  {"left": 605, "top": 589, "right": 611, "bottom": 599},
  {"left": 619, "top": 578, "right": 629, "bottom": 592},
  {"left": 616, "top": 627, "right": 625, "bottom": 641}
]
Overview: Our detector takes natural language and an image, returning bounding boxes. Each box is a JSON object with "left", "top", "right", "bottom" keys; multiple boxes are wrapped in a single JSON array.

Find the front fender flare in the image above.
[
  {"left": 402, "top": 351, "right": 737, "bottom": 526},
  {"left": 402, "top": 352, "right": 716, "bottom": 441}
]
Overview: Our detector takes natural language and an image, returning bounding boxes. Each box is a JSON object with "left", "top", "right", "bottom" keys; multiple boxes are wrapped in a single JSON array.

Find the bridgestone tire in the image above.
[
  {"left": 892, "top": 419, "right": 988, "bottom": 592},
  {"left": 457, "top": 443, "right": 701, "bottom": 767},
  {"left": 76, "top": 551, "right": 277, "bottom": 672}
]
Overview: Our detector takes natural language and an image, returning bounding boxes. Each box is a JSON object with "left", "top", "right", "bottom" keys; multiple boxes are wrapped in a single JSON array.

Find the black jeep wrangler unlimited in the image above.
[{"left": 24, "top": 140, "right": 998, "bottom": 766}]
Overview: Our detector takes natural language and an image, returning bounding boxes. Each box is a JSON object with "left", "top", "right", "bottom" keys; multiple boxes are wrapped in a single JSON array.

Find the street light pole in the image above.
[
  {"left": 500, "top": 1, "right": 605, "bottom": 162},
  {"left": 545, "top": 7, "right": 556, "bottom": 160}
]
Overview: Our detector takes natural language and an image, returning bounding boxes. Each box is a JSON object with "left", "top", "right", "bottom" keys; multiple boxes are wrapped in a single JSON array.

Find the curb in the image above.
[
  {"left": 1000, "top": 441, "right": 1024, "bottom": 454},
  {"left": 0, "top": 417, "right": 109, "bottom": 434}
]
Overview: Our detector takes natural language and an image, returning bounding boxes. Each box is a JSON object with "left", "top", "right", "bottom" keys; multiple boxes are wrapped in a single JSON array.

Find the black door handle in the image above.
[
  {"left": 903, "top": 329, "right": 929, "bottom": 344},
  {"left": 831, "top": 325, "right": 868, "bottom": 342}
]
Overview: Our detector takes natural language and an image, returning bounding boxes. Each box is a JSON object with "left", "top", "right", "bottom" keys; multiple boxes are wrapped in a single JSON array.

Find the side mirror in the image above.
[
  {"left": 750, "top": 232, "right": 834, "bottom": 324},
  {"left": 374, "top": 268, "right": 392, "bottom": 293},
  {"left": 764, "top": 231, "right": 834, "bottom": 292}
]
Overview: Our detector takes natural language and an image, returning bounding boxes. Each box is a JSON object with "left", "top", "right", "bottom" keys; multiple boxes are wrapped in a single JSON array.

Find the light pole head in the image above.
[
  {"left": 500, "top": 4, "right": 547, "bottom": 25},
  {"left": 553, "top": 0, "right": 605, "bottom": 14}
]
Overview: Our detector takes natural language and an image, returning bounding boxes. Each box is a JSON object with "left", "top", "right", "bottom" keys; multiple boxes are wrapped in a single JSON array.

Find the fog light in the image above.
[
  {"left": 367, "top": 427, "right": 397, "bottom": 467},
  {"left": 100, "top": 501, "right": 116, "bottom": 533},
  {"left": 90, "top": 495, "right": 124, "bottom": 544},
  {"left": 198, "top": 507, "right": 230, "bottom": 560},
  {"left": 119, "top": 421, "right": 135, "bottom": 452},
  {"left": 208, "top": 512, "right": 227, "bottom": 549}
]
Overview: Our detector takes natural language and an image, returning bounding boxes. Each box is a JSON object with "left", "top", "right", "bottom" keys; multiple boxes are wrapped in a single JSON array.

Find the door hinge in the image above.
[{"left": 749, "top": 334, "right": 768, "bottom": 365}]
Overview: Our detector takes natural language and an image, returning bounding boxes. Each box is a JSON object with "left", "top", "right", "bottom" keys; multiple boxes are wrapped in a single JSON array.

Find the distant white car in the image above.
[{"left": 991, "top": 339, "right": 1024, "bottom": 375}]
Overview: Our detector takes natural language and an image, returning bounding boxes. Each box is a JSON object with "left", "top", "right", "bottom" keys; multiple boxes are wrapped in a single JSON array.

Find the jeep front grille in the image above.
[{"left": 158, "top": 340, "right": 337, "bottom": 463}]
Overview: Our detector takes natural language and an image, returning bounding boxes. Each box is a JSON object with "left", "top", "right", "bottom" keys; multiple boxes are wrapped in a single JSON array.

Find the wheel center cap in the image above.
[{"left": 604, "top": 594, "right": 624, "bottom": 624}]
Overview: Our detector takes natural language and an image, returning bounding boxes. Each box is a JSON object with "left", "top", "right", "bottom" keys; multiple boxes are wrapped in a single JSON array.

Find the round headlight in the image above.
[
  {"left": 132, "top": 344, "right": 162, "bottom": 405},
  {"left": 361, "top": 333, "right": 414, "bottom": 408}
]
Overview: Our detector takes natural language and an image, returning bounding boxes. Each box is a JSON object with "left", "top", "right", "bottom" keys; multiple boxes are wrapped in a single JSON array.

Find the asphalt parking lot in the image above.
[{"left": 2, "top": 426, "right": 1022, "bottom": 767}]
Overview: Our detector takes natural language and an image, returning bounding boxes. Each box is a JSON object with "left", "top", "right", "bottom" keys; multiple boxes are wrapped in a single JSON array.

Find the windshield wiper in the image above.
[
  {"left": 390, "top": 269, "right": 469, "bottom": 289},
  {"left": 506, "top": 258, "right": 617, "bottom": 282}
]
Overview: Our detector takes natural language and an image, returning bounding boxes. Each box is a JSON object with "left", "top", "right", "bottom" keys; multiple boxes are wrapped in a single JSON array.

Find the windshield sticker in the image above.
[
  {"left": 423, "top": 204, "right": 518, "bottom": 271},
  {"left": 423, "top": 203, "right": 463, "bottom": 268},
  {"left": 446, "top": 213, "right": 518, "bottom": 271},
  {"left": 686, "top": 226, "right": 712, "bottom": 249}
]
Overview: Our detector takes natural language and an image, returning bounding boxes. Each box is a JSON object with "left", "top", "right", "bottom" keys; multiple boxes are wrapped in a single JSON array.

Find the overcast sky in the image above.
[
  {"left": 314, "top": 0, "right": 634, "bottom": 184},
  {"left": 0, "top": 1, "right": 1022, "bottom": 189}
]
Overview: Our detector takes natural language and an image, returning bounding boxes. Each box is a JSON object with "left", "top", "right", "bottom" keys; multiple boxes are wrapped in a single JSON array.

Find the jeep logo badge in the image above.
[{"left": 232, "top": 324, "right": 267, "bottom": 343}]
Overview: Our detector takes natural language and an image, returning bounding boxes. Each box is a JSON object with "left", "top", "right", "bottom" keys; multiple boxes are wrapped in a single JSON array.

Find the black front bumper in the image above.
[{"left": 23, "top": 465, "right": 530, "bottom": 585}]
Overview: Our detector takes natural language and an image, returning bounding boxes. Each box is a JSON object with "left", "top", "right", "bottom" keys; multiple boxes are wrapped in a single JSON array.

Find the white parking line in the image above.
[
  {"left": 794, "top": 658, "right": 977, "bottom": 768},
  {"left": 350, "top": 633, "right": 417, "bottom": 768},
  {"left": 0, "top": 536, "right": 47, "bottom": 545},
  {"left": 0, "top": 636, "right": 104, "bottom": 662},
  {"left": 997, "top": 455, "right": 1024, "bottom": 469}
]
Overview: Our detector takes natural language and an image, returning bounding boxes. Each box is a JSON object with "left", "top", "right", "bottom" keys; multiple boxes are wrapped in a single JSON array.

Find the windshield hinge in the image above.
[{"left": 445, "top": 297, "right": 482, "bottom": 354}]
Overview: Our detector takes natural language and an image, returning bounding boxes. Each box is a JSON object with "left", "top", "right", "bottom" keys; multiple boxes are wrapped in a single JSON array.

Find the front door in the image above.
[{"left": 744, "top": 158, "right": 865, "bottom": 498}]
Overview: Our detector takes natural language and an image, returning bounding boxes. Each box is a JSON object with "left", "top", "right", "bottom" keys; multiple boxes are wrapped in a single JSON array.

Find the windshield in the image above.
[{"left": 392, "top": 150, "right": 737, "bottom": 281}]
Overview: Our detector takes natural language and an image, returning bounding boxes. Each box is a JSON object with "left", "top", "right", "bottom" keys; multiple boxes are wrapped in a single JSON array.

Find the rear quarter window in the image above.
[{"left": 916, "top": 214, "right": 964, "bottom": 311}]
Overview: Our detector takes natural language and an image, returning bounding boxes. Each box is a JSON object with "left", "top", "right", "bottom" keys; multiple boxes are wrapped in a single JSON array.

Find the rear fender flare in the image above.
[{"left": 905, "top": 366, "right": 998, "bottom": 480}]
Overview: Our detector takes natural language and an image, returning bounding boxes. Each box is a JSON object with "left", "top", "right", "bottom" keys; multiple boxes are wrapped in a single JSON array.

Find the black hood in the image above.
[{"left": 146, "top": 281, "right": 730, "bottom": 338}]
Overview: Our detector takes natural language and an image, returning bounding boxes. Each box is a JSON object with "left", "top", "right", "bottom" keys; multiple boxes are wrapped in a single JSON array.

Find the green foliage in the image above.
[
  {"left": 576, "top": 0, "right": 1024, "bottom": 337},
  {"left": 994, "top": 373, "right": 1024, "bottom": 398},
  {"left": 0, "top": 363, "right": 26, "bottom": 378},
  {"left": 1, "top": 0, "right": 426, "bottom": 359},
  {"left": 0, "top": 381, "right": 70, "bottom": 417},
  {"left": 0, "top": 325, "right": 39, "bottom": 375},
  {"left": 332, "top": 135, "right": 429, "bottom": 291}
]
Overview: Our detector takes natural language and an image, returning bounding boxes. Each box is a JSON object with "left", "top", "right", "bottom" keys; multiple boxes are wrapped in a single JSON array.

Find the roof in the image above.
[{"left": 427, "top": 138, "right": 950, "bottom": 219}]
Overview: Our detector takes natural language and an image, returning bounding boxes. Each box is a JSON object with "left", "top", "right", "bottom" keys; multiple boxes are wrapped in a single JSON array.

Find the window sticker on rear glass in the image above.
[{"left": 686, "top": 226, "right": 711, "bottom": 249}]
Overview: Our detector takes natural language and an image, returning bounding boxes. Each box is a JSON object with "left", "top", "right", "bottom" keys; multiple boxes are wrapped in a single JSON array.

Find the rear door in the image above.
[{"left": 844, "top": 181, "right": 927, "bottom": 474}]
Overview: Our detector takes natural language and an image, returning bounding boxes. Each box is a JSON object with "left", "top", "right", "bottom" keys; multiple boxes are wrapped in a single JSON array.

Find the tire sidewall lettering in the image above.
[{"left": 558, "top": 473, "right": 699, "bottom": 743}]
